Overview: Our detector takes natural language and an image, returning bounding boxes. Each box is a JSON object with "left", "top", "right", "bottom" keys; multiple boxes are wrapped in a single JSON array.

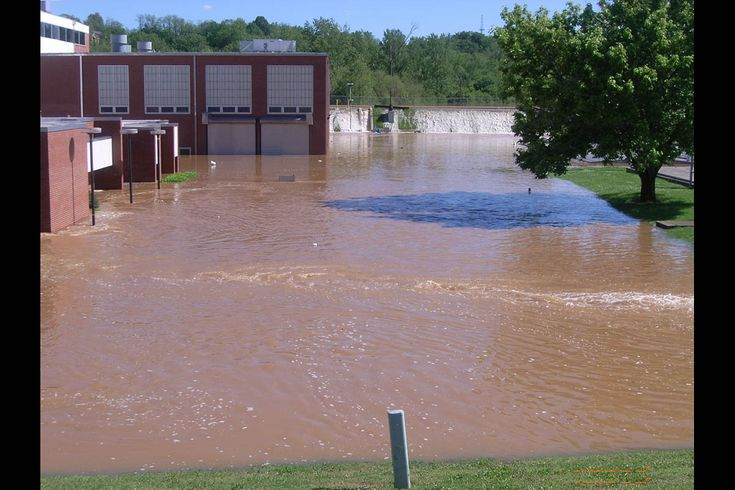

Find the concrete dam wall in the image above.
[
  {"left": 329, "top": 106, "right": 374, "bottom": 133},
  {"left": 329, "top": 106, "right": 516, "bottom": 134}
]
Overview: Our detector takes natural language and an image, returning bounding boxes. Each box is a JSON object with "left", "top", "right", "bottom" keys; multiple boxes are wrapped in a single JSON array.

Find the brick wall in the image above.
[
  {"left": 41, "top": 128, "right": 91, "bottom": 233},
  {"left": 40, "top": 134, "right": 51, "bottom": 231},
  {"left": 195, "top": 55, "right": 329, "bottom": 155},
  {"left": 40, "top": 56, "right": 82, "bottom": 117},
  {"left": 161, "top": 125, "right": 178, "bottom": 174},
  {"left": 123, "top": 132, "right": 158, "bottom": 182},
  {"left": 82, "top": 55, "right": 197, "bottom": 155},
  {"left": 42, "top": 53, "right": 330, "bottom": 155}
]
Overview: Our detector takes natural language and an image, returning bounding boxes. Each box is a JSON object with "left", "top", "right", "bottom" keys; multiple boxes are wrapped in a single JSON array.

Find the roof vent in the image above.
[
  {"left": 240, "top": 39, "right": 296, "bottom": 53},
  {"left": 111, "top": 34, "right": 131, "bottom": 53},
  {"left": 137, "top": 41, "right": 153, "bottom": 53}
]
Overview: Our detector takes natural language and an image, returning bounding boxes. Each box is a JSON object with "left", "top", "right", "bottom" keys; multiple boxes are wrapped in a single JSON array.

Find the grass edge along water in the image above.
[
  {"left": 41, "top": 448, "right": 693, "bottom": 489},
  {"left": 559, "top": 166, "right": 693, "bottom": 243}
]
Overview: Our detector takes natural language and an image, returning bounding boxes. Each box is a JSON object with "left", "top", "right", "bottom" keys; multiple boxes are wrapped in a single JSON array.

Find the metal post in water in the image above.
[
  {"left": 150, "top": 129, "right": 166, "bottom": 189},
  {"left": 348, "top": 82, "right": 354, "bottom": 132},
  {"left": 85, "top": 127, "right": 102, "bottom": 225},
  {"left": 388, "top": 409, "right": 411, "bottom": 489},
  {"left": 121, "top": 128, "right": 138, "bottom": 203},
  {"left": 157, "top": 134, "right": 161, "bottom": 189}
]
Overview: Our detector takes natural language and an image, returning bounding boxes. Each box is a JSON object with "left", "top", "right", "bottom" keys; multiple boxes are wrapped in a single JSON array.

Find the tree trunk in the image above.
[{"left": 637, "top": 165, "right": 660, "bottom": 203}]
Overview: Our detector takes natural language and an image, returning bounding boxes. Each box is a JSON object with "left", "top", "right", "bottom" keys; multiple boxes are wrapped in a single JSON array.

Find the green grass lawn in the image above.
[
  {"left": 559, "top": 167, "right": 694, "bottom": 243},
  {"left": 41, "top": 448, "right": 692, "bottom": 489},
  {"left": 161, "top": 171, "right": 198, "bottom": 183}
]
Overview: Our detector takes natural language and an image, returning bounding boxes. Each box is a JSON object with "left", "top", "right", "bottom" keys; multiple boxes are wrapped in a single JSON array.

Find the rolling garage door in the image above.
[
  {"left": 207, "top": 121, "right": 256, "bottom": 155},
  {"left": 260, "top": 120, "right": 309, "bottom": 155}
]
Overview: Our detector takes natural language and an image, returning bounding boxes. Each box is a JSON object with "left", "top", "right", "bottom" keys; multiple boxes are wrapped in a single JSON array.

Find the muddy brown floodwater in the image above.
[{"left": 40, "top": 133, "right": 693, "bottom": 475}]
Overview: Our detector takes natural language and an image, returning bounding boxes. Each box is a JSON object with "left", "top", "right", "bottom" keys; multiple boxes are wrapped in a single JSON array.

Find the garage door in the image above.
[
  {"left": 261, "top": 123, "right": 309, "bottom": 155},
  {"left": 207, "top": 123, "right": 256, "bottom": 155}
]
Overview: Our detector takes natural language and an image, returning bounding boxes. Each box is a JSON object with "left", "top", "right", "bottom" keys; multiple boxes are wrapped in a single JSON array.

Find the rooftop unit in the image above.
[
  {"left": 137, "top": 41, "right": 154, "bottom": 53},
  {"left": 111, "top": 34, "right": 131, "bottom": 52},
  {"left": 240, "top": 39, "right": 296, "bottom": 53}
]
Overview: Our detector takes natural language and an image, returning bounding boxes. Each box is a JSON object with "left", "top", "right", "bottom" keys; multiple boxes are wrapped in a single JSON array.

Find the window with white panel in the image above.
[
  {"left": 98, "top": 65, "right": 129, "bottom": 114},
  {"left": 144, "top": 65, "right": 190, "bottom": 114},
  {"left": 205, "top": 65, "right": 252, "bottom": 114},
  {"left": 267, "top": 65, "right": 313, "bottom": 114}
]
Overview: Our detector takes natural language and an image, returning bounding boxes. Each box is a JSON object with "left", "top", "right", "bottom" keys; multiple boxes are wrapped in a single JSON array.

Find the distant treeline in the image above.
[{"left": 62, "top": 13, "right": 508, "bottom": 104}]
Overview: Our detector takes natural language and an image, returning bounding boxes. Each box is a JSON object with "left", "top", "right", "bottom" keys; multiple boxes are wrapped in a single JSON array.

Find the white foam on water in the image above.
[
  {"left": 198, "top": 267, "right": 329, "bottom": 288},
  {"left": 505, "top": 289, "right": 693, "bottom": 312},
  {"left": 555, "top": 291, "right": 692, "bottom": 309},
  {"left": 412, "top": 280, "right": 692, "bottom": 312}
]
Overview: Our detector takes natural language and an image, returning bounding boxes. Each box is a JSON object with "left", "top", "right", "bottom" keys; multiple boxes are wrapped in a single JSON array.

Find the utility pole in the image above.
[{"left": 347, "top": 82, "right": 354, "bottom": 131}]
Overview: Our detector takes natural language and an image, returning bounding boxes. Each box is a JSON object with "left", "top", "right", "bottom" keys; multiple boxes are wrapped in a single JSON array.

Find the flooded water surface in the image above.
[{"left": 40, "top": 134, "right": 693, "bottom": 474}]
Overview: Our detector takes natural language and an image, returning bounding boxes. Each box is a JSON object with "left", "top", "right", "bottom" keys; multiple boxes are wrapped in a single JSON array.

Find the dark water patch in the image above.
[{"left": 324, "top": 191, "right": 637, "bottom": 230}]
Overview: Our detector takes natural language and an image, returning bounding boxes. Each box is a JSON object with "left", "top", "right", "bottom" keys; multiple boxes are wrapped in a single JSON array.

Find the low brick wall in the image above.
[{"left": 41, "top": 127, "right": 91, "bottom": 232}]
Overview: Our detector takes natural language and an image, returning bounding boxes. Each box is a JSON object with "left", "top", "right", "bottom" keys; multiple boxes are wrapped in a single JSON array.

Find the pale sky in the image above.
[{"left": 45, "top": 0, "right": 580, "bottom": 38}]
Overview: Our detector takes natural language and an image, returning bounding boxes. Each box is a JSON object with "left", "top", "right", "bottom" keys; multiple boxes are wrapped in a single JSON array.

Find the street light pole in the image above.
[
  {"left": 150, "top": 129, "right": 166, "bottom": 189},
  {"left": 84, "top": 127, "right": 102, "bottom": 225},
  {"left": 347, "top": 82, "right": 354, "bottom": 132},
  {"left": 688, "top": 153, "right": 694, "bottom": 188},
  {"left": 121, "top": 128, "right": 138, "bottom": 203}
]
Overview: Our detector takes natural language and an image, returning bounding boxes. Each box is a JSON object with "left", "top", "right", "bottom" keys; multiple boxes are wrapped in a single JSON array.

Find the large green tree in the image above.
[
  {"left": 405, "top": 34, "right": 453, "bottom": 97},
  {"left": 496, "top": 0, "right": 693, "bottom": 202}
]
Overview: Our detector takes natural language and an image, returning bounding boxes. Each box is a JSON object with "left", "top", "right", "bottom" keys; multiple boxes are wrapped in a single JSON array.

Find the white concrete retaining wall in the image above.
[
  {"left": 329, "top": 106, "right": 516, "bottom": 134},
  {"left": 329, "top": 106, "right": 373, "bottom": 133},
  {"left": 410, "top": 107, "right": 516, "bottom": 134}
]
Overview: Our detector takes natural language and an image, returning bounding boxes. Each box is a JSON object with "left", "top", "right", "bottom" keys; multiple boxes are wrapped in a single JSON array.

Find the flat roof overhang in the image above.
[
  {"left": 40, "top": 117, "right": 93, "bottom": 133},
  {"left": 205, "top": 114, "right": 258, "bottom": 123},
  {"left": 260, "top": 115, "right": 310, "bottom": 124}
]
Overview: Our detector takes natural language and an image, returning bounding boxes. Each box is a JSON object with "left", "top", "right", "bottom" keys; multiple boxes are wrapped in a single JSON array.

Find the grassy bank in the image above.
[
  {"left": 559, "top": 167, "right": 693, "bottom": 243},
  {"left": 161, "top": 171, "right": 198, "bottom": 183},
  {"left": 41, "top": 448, "right": 692, "bottom": 489}
]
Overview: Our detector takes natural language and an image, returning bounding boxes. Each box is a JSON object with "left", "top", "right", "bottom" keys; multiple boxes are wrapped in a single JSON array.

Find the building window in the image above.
[
  {"left": 205, "top": 65, "right": 252, "bottom": 114},
  {"left": 98, "top": 65, "right": 129, "bottom": 114},
  {"left": 40, "top": 21, "right": 87, "bottom": 45},
  {"left": 144, "top": 65, "right": 190, "bottom": 114},
  {"left": 267, "top": 65, "right": 313, "bottom": 114}
]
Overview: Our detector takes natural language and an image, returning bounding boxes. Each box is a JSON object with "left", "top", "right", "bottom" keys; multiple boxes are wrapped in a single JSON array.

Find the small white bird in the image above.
[{"left": 209, "top": 160, "right": 217, "bottom": 166}]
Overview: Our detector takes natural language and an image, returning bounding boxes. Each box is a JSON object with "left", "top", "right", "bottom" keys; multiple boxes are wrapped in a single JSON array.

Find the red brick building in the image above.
[
  {"left": 40, "top": 52, "right": 330, "bottom": 155},
  {"left": 40, "top": 116, "right": 180, "bottom": 232},
  {"left": 93, "top": 118, "right": 180, "bottom": 187},
  {"left": 40, "top": 119, "right": 93, "bottom": 233}
]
